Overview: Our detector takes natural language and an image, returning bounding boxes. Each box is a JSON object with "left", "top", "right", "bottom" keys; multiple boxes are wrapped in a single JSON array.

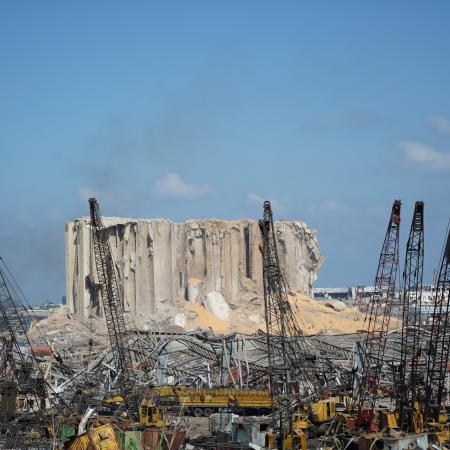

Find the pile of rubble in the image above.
[
  {"left": 33, "top": 293, "right": 376, "bottom": 342},
  {"left": 166, "top": 292, "right": 369, "bottom": 335},
  {"left": 28, "top": 305, "right": 109, "bottom": 348}
]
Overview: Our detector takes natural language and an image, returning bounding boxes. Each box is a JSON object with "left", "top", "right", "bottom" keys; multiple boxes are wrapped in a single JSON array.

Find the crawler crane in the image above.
[
  {"left": 397, "top": 202, "right": 425, "bottom": 433},
  {"left": 354, "top": 200, "right": 401, "bottom": 431},
  {"left": 259, "top": 201, "right": 336, "bottom": 449},
  {"left": 423, "top": 223, "right": 450, "bottom": 443},
  {"left": 89, "top": 198, "right": 134, "bottom": 397}
]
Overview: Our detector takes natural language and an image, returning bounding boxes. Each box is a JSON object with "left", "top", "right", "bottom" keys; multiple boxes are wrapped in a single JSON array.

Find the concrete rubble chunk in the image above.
[
  {"left": 324, "top": 299, "right": 347, "bottom": 312},
  {"left": 174, "top": 312, "right": 187, "bottom": 328},
  {"left": 203, "top": 291, "right": 231, "bottom": 321}
]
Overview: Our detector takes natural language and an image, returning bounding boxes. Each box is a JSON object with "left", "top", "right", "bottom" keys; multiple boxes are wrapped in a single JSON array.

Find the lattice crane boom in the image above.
[
  {"left": 259, "top": 201, "right": 325, "bottom": 421},
  {"left": 89, "top": 198, "right": 133, "bottom": 391},
  {"left": 424, "top": 224, "right": 450, "bottom": 422},
  {"left": 356, "top": 200, "right": 401, "bottom": 425},
  {"left": 397, "top": 201, "right": 424, "bottom": 431},
  {"left": 259, "top": 201, "right": 291, "bottom": 404}
]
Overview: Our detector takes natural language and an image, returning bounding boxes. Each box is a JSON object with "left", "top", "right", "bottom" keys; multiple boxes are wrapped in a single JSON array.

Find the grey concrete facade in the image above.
[{"left": 65, "top": 217, "right": 323, "bottom": 323}]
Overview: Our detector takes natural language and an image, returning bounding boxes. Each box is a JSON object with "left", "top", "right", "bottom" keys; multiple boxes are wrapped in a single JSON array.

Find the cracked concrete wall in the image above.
[{"left": 65, "top": 217, "right": 323, "bottom": 323}]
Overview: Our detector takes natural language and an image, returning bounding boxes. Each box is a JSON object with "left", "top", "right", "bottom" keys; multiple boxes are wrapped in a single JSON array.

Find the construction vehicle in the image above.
[
  {"left": 266, "top": 411, "right": 309, "bottom": 450},
  {"left": 258, "top": 201, "right": 349, "bottom": 448},
  {"left": 139, "top": 399, "right": 168, "bottom": 427},
  {"left": 428, "top": 415, "right": 450, "bottom": 446},
  {"left": 154, "top": 386, "right": 273, "bottom": 416},
  {"left": 102, "top": 395, "right": 168, "bottom": 428},
  {"left": 397, "top": 201, "right": 425, "bottom": 433},
  {"left": 89, "top": 198, "right": 134, "bottom": 397},
  {"left": 291, "top": 412, "right": 309, "bottom": 450},
  {"left": 259, "top": 200, "right": 333, "bottom": 449},
  {"left": 310, "top": 397, "right": 345, "bottom": 424},
  {"left": 353, "top": 200, "right": 401, "bottom": 431},
  {"left": 378, "top": 410, "right": 399, "bottom": 431},
  {"left": 103, "top": 387, "right": 271, "bottom": 418},
  {"left": 259, "top": 200, "right": 307, "bottom": 448},
  {"left": 259, "top": 201, "right": 325, "bottom": 399},
  {"left": 423, "top": 222, "right": 450, "bottom": 443}
]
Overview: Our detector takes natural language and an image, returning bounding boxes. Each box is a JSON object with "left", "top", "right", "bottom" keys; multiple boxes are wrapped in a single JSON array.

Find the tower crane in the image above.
[
  {"left": 397, "top": 201, "right": 425, "bottom": 432},
  {"left": 89, "top": 198, "right": 133, "bottom": 395},
  {"left": 355, "top": 200, "right": 401, "bottom": 429}
]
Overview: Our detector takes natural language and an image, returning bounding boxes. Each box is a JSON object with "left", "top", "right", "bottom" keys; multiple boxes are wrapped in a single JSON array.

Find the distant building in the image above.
[
  {"left": 36, "top": 300, "right": 61, "bottom": 311},
  {"left": 312, "top": 287, "right": 352, "bottom": 301},
  {"left": 313, "top": 284, "right": 435, "bottom": 305}
]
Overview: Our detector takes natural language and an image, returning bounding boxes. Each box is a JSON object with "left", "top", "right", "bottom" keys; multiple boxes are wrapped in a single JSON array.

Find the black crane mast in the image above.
[
  {"left": 397, "top": 201, "right": 425, "bottom": 431},
  {"left": 424, "top": 224, "right": 450, "bottom": 422},
  {"left": 356, "top": 200, "right": 401, "bottom": 427},
  {"left": 89, "top": 198, "right": 133, "bottom": 392},
  {"left": 259, "top": 201, "right": 321, "bottom": 432}
]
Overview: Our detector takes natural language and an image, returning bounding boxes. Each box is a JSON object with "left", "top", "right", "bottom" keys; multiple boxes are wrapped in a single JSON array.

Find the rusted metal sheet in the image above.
[
  {"left": 30, "top": 344, "right": 53, "bottom": 357},
  {"left": 165, "top": 430, "right": 186, "bottom": 450},
  {"left": 0, "top": 381, "right": 16, "bottom": 414},
  {"left": 142, "top": 428, "right": 160, "bottom": 450}
]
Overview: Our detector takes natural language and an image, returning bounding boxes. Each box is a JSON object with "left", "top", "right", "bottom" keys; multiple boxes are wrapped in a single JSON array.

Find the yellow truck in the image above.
[
  {"left": 154, "top": 386, "right": 273, "bottom": 417},
  {"left": 153, "top": 386, "right": 346, "bottom": 421}
]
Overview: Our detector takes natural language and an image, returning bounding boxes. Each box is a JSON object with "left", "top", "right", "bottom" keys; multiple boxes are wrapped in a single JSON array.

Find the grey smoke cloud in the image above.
[{"left": 0, "top": 217, "right": 65, "bottom": 304}]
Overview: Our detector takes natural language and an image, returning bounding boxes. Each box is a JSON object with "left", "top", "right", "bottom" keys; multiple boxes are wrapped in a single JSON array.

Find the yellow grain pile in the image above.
[{"left": 182, "top": 293, "right": 400, "bottom": 336}]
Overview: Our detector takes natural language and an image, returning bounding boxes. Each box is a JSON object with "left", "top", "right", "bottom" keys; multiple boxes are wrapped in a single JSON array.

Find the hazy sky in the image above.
[{"left": 1, "top": 2, "right": 450, "bottom": 303}]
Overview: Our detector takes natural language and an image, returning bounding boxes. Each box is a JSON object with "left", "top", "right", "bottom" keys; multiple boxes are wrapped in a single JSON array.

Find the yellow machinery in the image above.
[
  {"left": 378, "top": 410, "right": 399, "bottom": 431},
  {"left": 266, "top": 396, "right": 343, "bottom": 448},
  {"left": 266, "top": 412, "right": 309, "bottom": 450},
  {"left": 398, "top": 401, "right": 424, "bottom": 434},
  {"left": 309, "top": 397, "right": 343, "bottom": 424},
  {"left": 103, "top": 396, "right": 168, "bottom": 428},
  {"left": 411, "top": 410, "right": 424, "bottom": 434},
  {"left": 103, "top": 396, "right": 124, "bottom": 405},
  {"left": 154, "top": 386, "right": 272, "bottom": 416},
  {"left": 292, "top": 412, "right": 309, "bottom": 450},
  {"left": 67, "top": 423, "right": 119, "bottom": 450},
  {"left": 139, "top": 399, "right": 168, "bottom": 427},
  {"left": 106, "top": 388, "right": 344, "bottom": 423},
  {"left": 428, "top": 413, "right": 450, "bottom": 445}
]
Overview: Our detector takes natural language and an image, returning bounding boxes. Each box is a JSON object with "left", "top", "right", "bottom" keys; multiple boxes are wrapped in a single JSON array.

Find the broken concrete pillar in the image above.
[{"left": 65, "top": 217, "right": 323, "bottom": 324}]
